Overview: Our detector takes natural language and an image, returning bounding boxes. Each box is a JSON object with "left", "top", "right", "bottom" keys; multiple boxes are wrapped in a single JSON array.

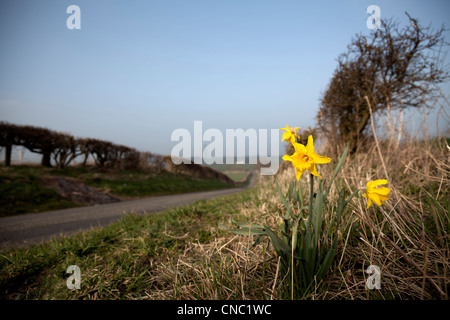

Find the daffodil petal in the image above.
[
  {"left": 373, "top": 187, "right": 390, "bottom": 196},
  {"left": 296, "top": 168, "right": 305, "bottom": 180},
  {"left": 291, "top": 156, "right": 307, "bottom": 170},
  {"left": 369, "top": 193, "right": 383, "bottom": 206},
  {"left": 293, "top": 142, "right": 306, "bottom": 154},
  {"left": 311, "top": 153, "right": 331, "bottom": 164},
  {"left": 309, "top": 164, "right": 322, "bottom": 178},
  {"left": 367, "top": 179, "right": 388, "bottom": 189},
  {"left": 377, "top": 193, "right": 389, "bottom": 203},
  {"left": 282, "top": 132, "right": 291, "bottom": 141},
  {"left": 282, "top": 155, "right": 293, "bottom": 162}
]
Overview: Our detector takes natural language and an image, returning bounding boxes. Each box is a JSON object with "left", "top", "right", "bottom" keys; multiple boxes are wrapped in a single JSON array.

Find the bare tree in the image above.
[
  {"left": 140, "top": 151, "right": 166, "bottom": 173},
  {"left": 0, "top": 122, "right": 19, "bottom": 166},
  {"left": 82, "top": 138, "right": 115, "bottom": 168},
  {"left": 52, "top": 133, "right": 85, "bottom": 169},
  {"left": 13, "top": 124, "right": 57, "bottom": 167},
  {"left": 318, "top": 13, "right": 449, "bottom": 153},
  {"left": 0, "top": 122, "right": 144, "bottom": 171}
]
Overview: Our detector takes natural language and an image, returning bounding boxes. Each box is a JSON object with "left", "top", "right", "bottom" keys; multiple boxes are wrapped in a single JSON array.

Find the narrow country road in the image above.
[{"left": 0, "top": 173, "right": 256, "bottom": 249}]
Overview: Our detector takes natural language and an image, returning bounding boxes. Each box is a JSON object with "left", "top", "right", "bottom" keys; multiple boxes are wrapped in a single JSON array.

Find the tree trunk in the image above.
[
  {"left": 341, "top": 108, "right": 371, "bottom": 154},
  {"left": 41, "top": 152, "right": 52, "bottom": 167},
  {"left": 5, "top": 144, "right": 11, "bottom": 167}
]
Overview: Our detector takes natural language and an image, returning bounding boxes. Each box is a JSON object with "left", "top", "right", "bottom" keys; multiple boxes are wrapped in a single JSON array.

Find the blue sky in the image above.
[{"left": 0, "top": 0, "right": 449, "bottom": 156}]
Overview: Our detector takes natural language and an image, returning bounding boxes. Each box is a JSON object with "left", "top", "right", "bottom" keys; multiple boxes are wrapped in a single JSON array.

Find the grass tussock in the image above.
[{"left": 312, "top": 136, "right": 449, "bottom": 299}]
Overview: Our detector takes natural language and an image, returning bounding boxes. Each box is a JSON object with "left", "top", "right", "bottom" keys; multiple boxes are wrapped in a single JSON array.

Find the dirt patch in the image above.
[{"left": 42, "top": 176, "right": 120, "bottom": 205}]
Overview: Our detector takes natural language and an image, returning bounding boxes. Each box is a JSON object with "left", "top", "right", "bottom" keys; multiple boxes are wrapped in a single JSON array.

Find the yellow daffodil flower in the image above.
[
  {"left": 279, "top": 125, "right": 300, "bottom": 144},
  {"left": 282, "top": 135, "right": 331, "bottom": 180},
  {"left": 362, "top": 179, "right": 390, "bottom": 209}
]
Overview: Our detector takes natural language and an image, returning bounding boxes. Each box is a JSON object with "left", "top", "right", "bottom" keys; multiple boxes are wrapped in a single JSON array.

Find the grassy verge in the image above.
[
  {"left": 0, "top": 165, "right": 236, "bottom": 217},
  {"left": 55, "top": 166, "right": 237, "bottom": 198},
  {"left": 0, "top": 186, "right": 267, "bottom": 300}
]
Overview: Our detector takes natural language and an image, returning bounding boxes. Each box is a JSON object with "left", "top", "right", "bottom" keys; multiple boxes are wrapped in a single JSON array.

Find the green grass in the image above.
[
  {"left": 224, "top": 171, "right": 248, "bottom": 182},
  {"left": 0, "top": 167, "right": 80, "bottom": 217},
  {"left": 84, "top": 171, "right": 233, "bottom": 197},
  {"left": 0, "top": 187, "right": 257, "bottom": 300}
]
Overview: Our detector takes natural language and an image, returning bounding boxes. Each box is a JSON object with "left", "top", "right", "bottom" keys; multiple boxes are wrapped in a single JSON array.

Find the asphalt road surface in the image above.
[{"left": 0, "top": 173, "right": 256, "bottom": 249}]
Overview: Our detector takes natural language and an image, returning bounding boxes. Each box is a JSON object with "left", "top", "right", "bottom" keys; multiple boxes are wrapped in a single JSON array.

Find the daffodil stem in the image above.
[{"left": 309, "top": 173, "right": 314, "bottom": 217}]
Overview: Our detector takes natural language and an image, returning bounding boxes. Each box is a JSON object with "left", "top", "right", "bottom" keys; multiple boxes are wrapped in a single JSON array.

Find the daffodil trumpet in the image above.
[{"left": 282, "top": 135, "right": 331, "bottom": 180}]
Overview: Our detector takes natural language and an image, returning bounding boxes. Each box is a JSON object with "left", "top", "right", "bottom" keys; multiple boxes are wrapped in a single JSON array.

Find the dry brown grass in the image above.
[
  {"left": 317, "top": 135, "right": 449, "bottom": 300},
  {"left": 142, "top": 178, "right": 283, "bottom": 300}
]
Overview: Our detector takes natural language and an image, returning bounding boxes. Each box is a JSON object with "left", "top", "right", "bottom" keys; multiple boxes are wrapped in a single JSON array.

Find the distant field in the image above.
[
  {"left": 223, "top": 171, "right": 248, "bottom": 182},
  {"left": 0, "top": 165, "right": 236, "bottom": 217}
]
